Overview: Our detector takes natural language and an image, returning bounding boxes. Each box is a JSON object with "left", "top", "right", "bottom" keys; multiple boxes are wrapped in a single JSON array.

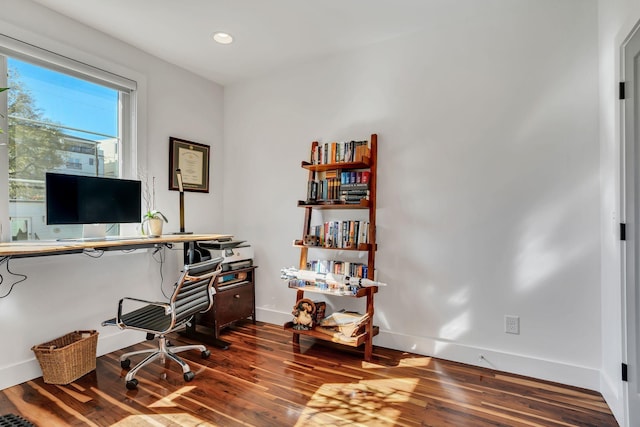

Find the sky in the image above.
[{"left": 8, "top": 58, "right": 118, "bottom": 139}]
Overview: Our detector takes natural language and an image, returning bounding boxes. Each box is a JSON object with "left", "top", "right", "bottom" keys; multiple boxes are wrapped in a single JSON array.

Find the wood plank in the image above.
[
  {"left": 0, "top": 321, "right": 619, "bottom": 426},
  {"left": 0, "top": 234, "right": 231, "bottom": 257}
]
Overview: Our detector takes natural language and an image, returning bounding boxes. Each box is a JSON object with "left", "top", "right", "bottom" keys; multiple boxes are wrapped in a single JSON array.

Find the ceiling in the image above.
[{"left": 31, "top": 0, "right": 434, "bottom": 86}]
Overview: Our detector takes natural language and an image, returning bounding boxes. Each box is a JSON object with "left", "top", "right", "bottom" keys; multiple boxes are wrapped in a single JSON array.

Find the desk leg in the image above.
[{"left": 179, "top": 319, "right": 230, "bottom": 350}]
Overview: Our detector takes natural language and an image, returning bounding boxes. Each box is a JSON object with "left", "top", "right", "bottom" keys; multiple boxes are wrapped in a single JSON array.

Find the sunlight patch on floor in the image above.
[
  {"left": 111, "top": 413, "right": 215, "bottom": 426},
  {"left": 395, "top": 357, "right": 432, "bottom": 368},
  {"left": 148, "top": 385, "right": 197, "bottom": 408},
  {"left": 361, "top": 356, "right": 432, "bottom": 370},
  {"left": 295, "top": 378, "right": 419, "bottom": 426}
]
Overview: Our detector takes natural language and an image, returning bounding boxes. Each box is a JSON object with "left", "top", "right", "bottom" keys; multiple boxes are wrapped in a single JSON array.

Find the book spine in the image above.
[
  {"left": 307, "top": 180, "right": 318, "bottom": 201},
  {"left": 359, "top": 221, "right": 368, "bottom": 244},
  {"left": 352, "top": 221, "right": 358, "bottom": 247},
  {"left": 324, "top": 222, "right": 329, "bottom": 247},
  {"left": 340, "top": 182, "right": 369, "bottom": 190},
  {"left": 349, "top": 221, "right": 355, "bottom": 247}
]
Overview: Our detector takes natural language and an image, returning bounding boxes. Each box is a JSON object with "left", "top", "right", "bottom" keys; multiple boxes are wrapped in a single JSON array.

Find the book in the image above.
[
  {"left": 307, "top": 180, "right": 318, "bottom": 201},
  {"left": 319, "top": 311, "right": 370, "bottom": 337},
  {"left": 341, "top": 195, "right": 369, "bottom": 202},
  {"left": 340, "top": 189, "right": 369, "bottom": 195}
]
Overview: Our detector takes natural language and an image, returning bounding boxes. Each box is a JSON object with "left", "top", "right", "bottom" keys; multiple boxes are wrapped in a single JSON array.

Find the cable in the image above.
[
  {"left": 151, "top": 245, "right": 172, "bottom": 299},
  {"left": 0, "top": 257, "right": 28, "bottom": 298},
  {"left": 82, "top": 249, "right": 105, "bottom": 258}
]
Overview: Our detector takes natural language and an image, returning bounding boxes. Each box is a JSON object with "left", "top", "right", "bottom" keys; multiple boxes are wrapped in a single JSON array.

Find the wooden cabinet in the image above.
[
  {"left": 199, "top": 266, "right": 256, "bottom": 339},
  {"left": 284, "top": 134, "right": 379, "bottom": 361}
]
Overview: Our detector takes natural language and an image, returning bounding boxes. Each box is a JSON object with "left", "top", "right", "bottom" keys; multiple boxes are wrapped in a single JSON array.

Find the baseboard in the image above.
[
  {"left": 96, "top": 328, "right": 147, "bottom": 358},
  {"left": 600, "top": 369, "right": 625, "bottom": 426},
  {"left": 379, "top": 331, "right": 601, "bottom": 391},
  {"left": 0, "top": 359, "right": 44, "bottom": 391},
  {"left": 256, "top": 308, "right": 601, "bottom": 392},
  {"left": 0, "top": 328, "right": 145, "bottom": 391}
]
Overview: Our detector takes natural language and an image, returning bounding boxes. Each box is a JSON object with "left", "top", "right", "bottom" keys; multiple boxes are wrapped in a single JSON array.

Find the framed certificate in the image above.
[{"left": 169, "top": 137, "right": 210, "bottom": 193}]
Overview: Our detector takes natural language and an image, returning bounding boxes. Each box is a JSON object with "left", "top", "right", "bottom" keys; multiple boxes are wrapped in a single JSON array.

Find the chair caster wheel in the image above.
[
  {"left": 121, "top": 359, "right": 131, "bottom": 369},
  {"left": 201, "top": 350, "right": 211, "bottom": 359},
  {"left": 126, "top": 379, "right": 138, "bottom": 390},
  {"left": 184, "top": 371, "right": 195, "bottom": 382}
]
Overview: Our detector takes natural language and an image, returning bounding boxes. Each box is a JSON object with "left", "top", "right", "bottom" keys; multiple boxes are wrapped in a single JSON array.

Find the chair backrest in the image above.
[{"left": 171, "top": 256, "right": 223, "bottom": 326}]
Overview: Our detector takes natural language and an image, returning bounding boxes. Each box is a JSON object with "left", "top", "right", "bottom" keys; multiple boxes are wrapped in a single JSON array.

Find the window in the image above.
[{"left": 0, "top": 36, "right": 137, "bottom": 241}]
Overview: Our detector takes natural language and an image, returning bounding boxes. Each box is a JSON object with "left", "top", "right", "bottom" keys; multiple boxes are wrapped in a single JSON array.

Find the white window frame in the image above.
[{"left": 0, "top": 34, "right": 139, "bottom": 242}]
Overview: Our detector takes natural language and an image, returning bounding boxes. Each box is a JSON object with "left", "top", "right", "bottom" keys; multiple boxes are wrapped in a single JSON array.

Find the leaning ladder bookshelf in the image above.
[{"left": 284, "top": 134, "right": 378, "bottom": 361}]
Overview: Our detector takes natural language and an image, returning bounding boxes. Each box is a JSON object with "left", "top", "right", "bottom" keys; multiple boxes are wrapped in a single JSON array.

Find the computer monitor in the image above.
[{"left": 46, "top": 172, "right": 142, "bottom": 226}]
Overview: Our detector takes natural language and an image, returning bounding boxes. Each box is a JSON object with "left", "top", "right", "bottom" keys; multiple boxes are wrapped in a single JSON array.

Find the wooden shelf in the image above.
[
  {"left": 301, "top": 158, "right": 371, "bottom": 172},
  {"left": 287, "top": 284, "right": 378, "bottom": 298},
  {"left": 284, "top": 322, "right": 379, "bottom": 348},
  {"left": 293, "top": 240, "right": 372, "bottom": 251},
  {"left": 297, "top": 200, "right": 369, "bottom": 209},
  {"left": 289, "top": 134, "right": 379, "bottom": 362}
]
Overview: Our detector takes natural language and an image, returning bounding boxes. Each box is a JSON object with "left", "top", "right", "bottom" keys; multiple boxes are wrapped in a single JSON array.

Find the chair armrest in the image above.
[{"left": 116, "top": 297, "right": 170, "bottom": 328}]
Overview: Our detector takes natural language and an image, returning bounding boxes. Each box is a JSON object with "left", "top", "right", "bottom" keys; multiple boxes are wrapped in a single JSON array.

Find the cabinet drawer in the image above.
[{"left": 216, "top": 282, "right": 254, "bottom": 326}]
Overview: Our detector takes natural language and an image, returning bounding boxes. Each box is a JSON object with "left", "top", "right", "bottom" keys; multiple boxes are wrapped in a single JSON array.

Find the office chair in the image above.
[{"left": 102, "top": 256, "right": 223, "bottom": 389}]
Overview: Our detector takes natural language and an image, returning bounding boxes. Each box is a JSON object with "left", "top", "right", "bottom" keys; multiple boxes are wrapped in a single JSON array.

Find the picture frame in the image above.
[{"left": 169, "top": 137, "right": 210, "bottom": 193}]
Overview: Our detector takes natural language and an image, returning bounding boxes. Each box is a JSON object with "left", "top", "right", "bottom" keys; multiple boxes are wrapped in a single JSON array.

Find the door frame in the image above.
[{"left": 623, "top": 19, "right": 640, "bottom": 427}]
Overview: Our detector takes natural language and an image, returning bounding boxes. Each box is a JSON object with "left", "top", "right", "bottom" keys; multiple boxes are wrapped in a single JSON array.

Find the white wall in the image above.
[
  {"left": 598, "top": 0, "right": 640, "bottom": 424},
  {"left": 0, "top": 1, "right": 627, "bottom": 420},
  {"left": 224, "top": 0, "right": 602, "bottom": 391},
  {"left": 0, "top": 0, "right": 225, "bottom": 389}
]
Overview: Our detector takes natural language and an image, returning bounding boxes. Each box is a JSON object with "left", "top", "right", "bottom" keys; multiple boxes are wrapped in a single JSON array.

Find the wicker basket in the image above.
[{"left": 31, "top": 330, "right": 98, "bottom": 384}]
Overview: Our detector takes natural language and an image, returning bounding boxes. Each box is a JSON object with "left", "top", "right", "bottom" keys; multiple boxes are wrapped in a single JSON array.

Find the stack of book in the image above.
[
  {"left": 307, "top": 220, "right": 369, "bottom": 249},
  {"left": 317, "top": 311, "right": 371, "bottom": 340},
  {"left": 311, "top": 140, "right": 370, "bottom": 165},
  {"left": 306, "top": 259, "right": 369, "bottom": 278},
  {"left": 340, "top": 170, "right": 370, "bottom": 204}
]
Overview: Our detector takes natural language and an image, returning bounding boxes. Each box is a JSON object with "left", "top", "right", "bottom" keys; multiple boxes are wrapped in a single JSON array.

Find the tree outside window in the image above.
[{"left": 6, "top": 58, "right": 121, "bottom": 241}]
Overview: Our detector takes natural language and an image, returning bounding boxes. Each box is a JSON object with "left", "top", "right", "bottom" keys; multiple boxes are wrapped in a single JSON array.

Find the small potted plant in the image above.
[
  {"left": 141, "top": 175, "right": 167, "bottom": 237},
  {"left": 142, "top": 210, "right": 168, "bottom": 237}
]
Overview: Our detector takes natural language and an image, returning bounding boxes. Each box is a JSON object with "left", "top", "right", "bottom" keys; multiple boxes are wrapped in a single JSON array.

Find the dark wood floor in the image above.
[{"left": 0, "top": 321, "right": 619, "bottom": 426}]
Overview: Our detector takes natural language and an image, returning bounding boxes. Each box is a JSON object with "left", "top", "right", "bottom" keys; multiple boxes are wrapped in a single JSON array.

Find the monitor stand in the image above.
[{"left": 83, "top": 224, "right": 106, "bottom": 240}]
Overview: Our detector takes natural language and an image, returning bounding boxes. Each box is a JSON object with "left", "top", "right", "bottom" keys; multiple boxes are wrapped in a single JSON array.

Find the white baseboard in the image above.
[
  {"left": 0, "top": 328, "right": 145, "bottom": 391},
  {"left": 95, "top": 328, "right": 146, "bottom": 357},
  {"left": 600, "top": 369, "right": 625, "bottom": 426},
  {"left": 256, "top": 307, "right": 601, "bottom": 392},
  {"left": 0, "top": 359, "right": 44, "bottom": 391}
]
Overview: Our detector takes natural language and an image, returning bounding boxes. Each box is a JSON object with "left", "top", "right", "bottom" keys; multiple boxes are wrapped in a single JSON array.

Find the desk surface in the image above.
[{"left": 0, "top": 234, "right": 232, "bottom": 257}]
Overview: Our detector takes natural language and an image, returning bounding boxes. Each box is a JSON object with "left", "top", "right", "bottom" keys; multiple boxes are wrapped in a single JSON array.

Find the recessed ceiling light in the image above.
[{"left": 213, "top": 32, "right": 233, "bottom": 45}]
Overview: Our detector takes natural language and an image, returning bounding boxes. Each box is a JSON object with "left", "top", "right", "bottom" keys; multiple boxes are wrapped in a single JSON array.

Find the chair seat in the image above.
[{"left": 103, "top": 305, "right": 176, "bottom": 333}]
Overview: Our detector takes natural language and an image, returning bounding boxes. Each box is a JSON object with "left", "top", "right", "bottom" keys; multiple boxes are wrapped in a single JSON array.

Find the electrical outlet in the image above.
[{"left": 505, "top": 315, "right": 520, "bottom": 334}]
